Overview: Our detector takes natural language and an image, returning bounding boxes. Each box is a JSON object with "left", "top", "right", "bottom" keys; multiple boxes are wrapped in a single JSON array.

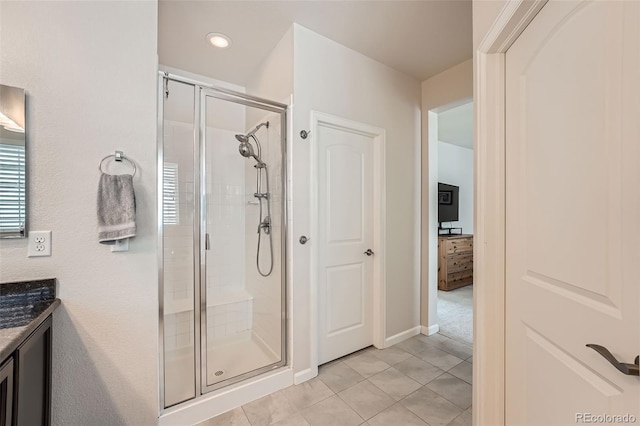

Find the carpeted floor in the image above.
[{"left": 437, "top": 285, "right": 473, "bottom": 345}]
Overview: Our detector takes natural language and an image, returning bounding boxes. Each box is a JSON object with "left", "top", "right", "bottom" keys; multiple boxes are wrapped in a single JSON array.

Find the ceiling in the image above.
[
  {"left": 158, "top": 1, "right": 472, "bottom": 86},
  {"left": 438, "top": 101, "right": 473, "bottom": 149}
]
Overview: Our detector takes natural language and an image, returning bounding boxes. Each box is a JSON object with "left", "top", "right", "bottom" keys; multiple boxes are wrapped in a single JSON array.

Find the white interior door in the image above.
[
  {"left": 506, "top": 1, "right": 640, "bottom": 424},
  {"left": 317, "top": 118, "right": 374, "bottom": 365}
]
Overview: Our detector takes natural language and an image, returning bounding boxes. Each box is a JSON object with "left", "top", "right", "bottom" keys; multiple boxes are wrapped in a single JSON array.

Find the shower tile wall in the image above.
[
  {"left": 206, "top": 299, "right": 253, "bottom": 340},
  {"left": 164, "top": 311, "right": 194, "bottom": 350},
  {"left": 245, "top": 113, "right": 283, "bottom": 355},
  {"left": 163, "top": 124, "right": 254, "bottom": 349},
  {"left": 163, "top": 114, "right": 254, "bottom": 351},
  {"left": 164, "top": 121, "right": 196, "bottom": 352},
  {"left": 205, "top": 127, "right": 249, "bottom": 341}
]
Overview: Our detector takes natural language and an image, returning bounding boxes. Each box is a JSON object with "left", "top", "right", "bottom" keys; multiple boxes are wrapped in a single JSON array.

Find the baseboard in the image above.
[
  {"left": 384, "top": 325, "right": 421, "bottom": 347},
  {"left": 293, "top": 367, "right": 317, "bottom": 385},
  {"left": 421, "top": 324, "right": 439, "bottom": 336}
]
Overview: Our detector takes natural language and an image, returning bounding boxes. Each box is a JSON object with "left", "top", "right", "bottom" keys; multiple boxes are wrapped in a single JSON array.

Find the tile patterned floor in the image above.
[{"left": 197, "top": 333, "right": 472, "bottom": 426}]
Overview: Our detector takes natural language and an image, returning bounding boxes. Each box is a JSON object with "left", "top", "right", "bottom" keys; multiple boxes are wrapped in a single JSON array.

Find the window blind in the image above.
[
  {"left": 0, "top": 143, "right": 26, "bottom": 233},
  {"left": 163, "top": 162, "right": 178, "bottom": 225}
]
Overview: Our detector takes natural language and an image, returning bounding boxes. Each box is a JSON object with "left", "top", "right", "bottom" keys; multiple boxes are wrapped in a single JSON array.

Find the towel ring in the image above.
[{"left": 99, "top": 151, "right": 137, "bottom": 177}]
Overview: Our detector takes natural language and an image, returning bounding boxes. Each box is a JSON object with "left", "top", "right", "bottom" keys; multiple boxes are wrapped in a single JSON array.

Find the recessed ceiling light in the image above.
[{"left": 206, "top": 32, "right": 231, "bottom": 49}]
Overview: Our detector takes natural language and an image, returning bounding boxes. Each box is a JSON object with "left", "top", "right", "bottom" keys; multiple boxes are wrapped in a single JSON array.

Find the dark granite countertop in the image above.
[{"left": 0, "top": 278, "right": 60, "bottom": 361}]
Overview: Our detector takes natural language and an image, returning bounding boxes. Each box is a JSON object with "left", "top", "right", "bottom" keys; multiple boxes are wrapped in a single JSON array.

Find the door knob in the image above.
[
  {"left": 299, "top": 236, "right": 309, "bottom": 245},
  {"left": 364, "top": 249, "right": 374, "bottom": 256},
  {"left": 586, "top": 344, "right": 639, "bottom": 376}
]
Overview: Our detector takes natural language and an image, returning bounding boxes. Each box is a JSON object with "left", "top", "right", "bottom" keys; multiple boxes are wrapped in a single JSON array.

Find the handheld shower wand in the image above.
[
  {"left": 233, "top": 122, "right": 274, "bottom": 277},
  {"left": 234, "top": 134, "right": 264, "bottom": 166}
]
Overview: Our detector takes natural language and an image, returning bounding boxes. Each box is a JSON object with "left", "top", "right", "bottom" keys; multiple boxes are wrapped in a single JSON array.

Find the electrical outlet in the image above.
[
  {"left": 28, "top": 231, "right": 52, "bottom": 257},
  {"left": 110, "top": 238, "right": 129, "bottom": 252}
]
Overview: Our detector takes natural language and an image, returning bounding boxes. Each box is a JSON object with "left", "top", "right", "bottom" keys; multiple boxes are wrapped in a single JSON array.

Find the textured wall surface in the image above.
[{"left": 0, "top": 2, "right": 159, "bottom": 424}]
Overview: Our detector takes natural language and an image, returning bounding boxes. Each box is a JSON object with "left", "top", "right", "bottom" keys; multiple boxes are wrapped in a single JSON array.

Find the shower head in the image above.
[
  {"left": 234, "top": 121, "right": 269, "bottom": 166},
  {"left": 234, "top": 136, "right": 264, "bottom": 166},
  {"left": 237, "top": 140, "right": 256, "bottom": 158},
  {"left": 235, "top": 134, "right": 249, "bottom": 143},
  {"left": 235, "top": 121, "right": 269, "bottom": 144}
]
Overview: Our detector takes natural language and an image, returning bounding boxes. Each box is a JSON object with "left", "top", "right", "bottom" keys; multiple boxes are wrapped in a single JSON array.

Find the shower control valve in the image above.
[{"left": 259, "top": 216, "right": 271, "bottom": 235}]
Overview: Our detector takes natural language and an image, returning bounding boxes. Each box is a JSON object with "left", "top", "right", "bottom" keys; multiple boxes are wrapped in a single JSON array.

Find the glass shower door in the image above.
[
  {"left": 160, "top": 75, "right": 288, "bottom": 409},
  {"left": 200, "top": 90, "right": 286, "bottom": 391},
  {"left": 161, "top": 80, "right": 197, "bottom": 408}
]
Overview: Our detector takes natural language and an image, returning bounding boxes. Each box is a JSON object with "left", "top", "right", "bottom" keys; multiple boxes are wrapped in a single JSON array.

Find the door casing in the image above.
[
  {"left": 474, "top": 1, "right": 548, "bottom": 425},
  {"left": 308, "top": 111, "right": 386, "bottom": 379}
]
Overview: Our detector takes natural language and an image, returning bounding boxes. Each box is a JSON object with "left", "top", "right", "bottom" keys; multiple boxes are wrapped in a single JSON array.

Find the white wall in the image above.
[
  {"left": 245, "top": 27, "right": 294, "bottom": 107},
  {"left": 291, "top": 24, "right": 422, "bottom": 375},
  {"left": 420, "top": 59, "right": 473, "bottom": 331},
  {"left": 438, "top": 141, "right": 474, "bottom": 234},
  {"left": 0, "top": 2, "right": 159, "bottom": 424}
]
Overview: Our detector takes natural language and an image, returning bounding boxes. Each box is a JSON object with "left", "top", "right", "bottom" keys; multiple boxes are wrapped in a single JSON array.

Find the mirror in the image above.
[{"left": 0, "top": 84, "right": 26, "bottom": 238}]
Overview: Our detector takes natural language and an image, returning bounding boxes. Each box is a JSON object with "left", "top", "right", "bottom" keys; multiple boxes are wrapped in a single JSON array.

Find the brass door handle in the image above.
[{"left": 586, "top": 344, "right": 639, "bottom": 376}]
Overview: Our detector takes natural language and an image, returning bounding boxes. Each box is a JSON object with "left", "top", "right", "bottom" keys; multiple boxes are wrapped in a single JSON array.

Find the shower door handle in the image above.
[{"left": 205, "top": 233, "right": 210, "bottom": 250}]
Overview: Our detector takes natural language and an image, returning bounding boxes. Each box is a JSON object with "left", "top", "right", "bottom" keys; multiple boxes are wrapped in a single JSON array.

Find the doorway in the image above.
[{"left": 434, "top": 101, "right": 474, "bottom": 346}]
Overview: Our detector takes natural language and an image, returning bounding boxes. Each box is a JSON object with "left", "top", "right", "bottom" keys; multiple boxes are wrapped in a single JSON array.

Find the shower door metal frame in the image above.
[
  {"left": 157, "top": 73, "right": 202, "bottom": 411},
  {"left": 157, "top": 71, "right": 289, "bottom": 411},
  {"left": 199, "top": 87, "right": 288, "bottom": 393}
]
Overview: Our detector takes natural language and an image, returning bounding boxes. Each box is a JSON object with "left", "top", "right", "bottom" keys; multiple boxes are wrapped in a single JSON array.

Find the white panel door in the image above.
[
  {"left": 317, "top": 121, "right": 374, "bottom": 364},
  {"left": 506, "top": 1, "right": 640, "bottom": 424}
]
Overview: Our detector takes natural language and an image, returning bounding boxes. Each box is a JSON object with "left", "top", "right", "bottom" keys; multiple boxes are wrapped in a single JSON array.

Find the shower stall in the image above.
[{"left": 158, "top": 72, "right": 287, "bottom": 409}]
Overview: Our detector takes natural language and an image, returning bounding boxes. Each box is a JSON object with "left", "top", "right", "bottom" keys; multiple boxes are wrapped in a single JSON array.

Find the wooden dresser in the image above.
[{"left": 438, "top": 234, "right": 473, "bottom": 291}]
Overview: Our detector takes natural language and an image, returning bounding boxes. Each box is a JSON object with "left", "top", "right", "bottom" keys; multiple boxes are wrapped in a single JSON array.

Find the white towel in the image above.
[{"left": 97, "top": 173, "right": 136, "bottom": 244}]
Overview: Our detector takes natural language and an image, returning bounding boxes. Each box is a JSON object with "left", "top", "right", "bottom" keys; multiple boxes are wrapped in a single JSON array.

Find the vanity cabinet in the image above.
[
  {"left": 0, "top": 358, "right": 13, "bottom": 426},
  {"left": 15, "top": 315, "right": 51, "bottom": 426},
  {"left": 0, "top": 315, "right": 52, "bottom": 426},
  {"left": 0, "top": 279, "right": 57, "bottom": 426}
]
